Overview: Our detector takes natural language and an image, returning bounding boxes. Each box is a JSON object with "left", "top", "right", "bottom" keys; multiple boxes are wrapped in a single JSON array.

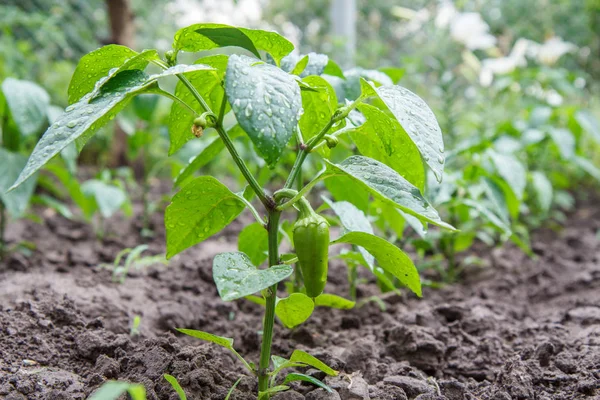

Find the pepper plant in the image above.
[{"left": 8, "top": 24, "right": 454, "bottom": 398}]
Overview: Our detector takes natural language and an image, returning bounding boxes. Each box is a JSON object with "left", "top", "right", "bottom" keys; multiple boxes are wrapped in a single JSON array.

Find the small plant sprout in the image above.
[{"left": 9, "top": 24, "right": 454, "bottom": 398}]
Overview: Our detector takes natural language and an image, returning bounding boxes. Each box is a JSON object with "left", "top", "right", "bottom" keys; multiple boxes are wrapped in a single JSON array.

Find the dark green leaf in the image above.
[
  {"left": 225, "top": 55, "right": 302, "bottom": 166},
  {"left": 213, "top": 252, "right": 292, "bottom": 301},
  {"left": 165, "top": 176, "right": 245, "bottom": 258},
  {"left": 331, "top": 231, "right": 421, "bottom": 297},
  {"left": 173, "top": 23, "right": 294, "bottom": 65}
]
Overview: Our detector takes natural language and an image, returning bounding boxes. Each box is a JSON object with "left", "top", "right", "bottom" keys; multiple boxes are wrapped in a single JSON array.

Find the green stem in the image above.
[
  {"left": 174, "top": 73, "right": 272, "bottom": 209},
  {"left": 258, "top": 210, "right": 281, "bottom": 395},
  {"left": 0, "top": 202, "right": 6, "bottom": 260}
]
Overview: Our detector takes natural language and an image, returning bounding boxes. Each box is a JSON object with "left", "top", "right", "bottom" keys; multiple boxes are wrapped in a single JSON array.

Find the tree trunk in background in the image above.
[{"left": 106, "top": 0, "right": 135, "bottom": 167}]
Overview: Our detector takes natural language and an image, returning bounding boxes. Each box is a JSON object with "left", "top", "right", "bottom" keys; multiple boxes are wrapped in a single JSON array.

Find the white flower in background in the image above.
[
  {"left": 536, "top": 37, "right": 576, "bottom": 66},
  {"left": 435, "top": 0, "right": 457, "bottom": 29},
  {"left": 449, "top": 12, "right": 496, "bottom": 50},
  {"left": 478, "top": 38, "right": 534, "bottom": 86},
  {"left": 391, "top": 6, "right": 431, "bottom": 36}
]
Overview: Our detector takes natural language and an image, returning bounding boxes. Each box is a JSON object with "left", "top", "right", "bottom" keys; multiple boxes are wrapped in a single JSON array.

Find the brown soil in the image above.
[{"left": 0, "top": 200, "right": 599, "bottom": 400}]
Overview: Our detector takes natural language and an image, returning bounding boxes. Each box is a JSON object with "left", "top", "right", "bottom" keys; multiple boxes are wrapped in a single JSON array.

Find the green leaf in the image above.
[
  {"left": 10, "top": 70, "right": 153, "bottom": 191},
  {"left": 290, "top": 55, "right": 309, "bottom": 75},
  {"left": 314, "top": 293, "right": 355, "bottom": 309},
  {"left": 299, "top": 76, "right": 337, "bottom": 143},
  {"left": 323, "top": 156, "right": 453, "bottom": 230},
  {"left": 164, "top": 375, "right": 187, "bottom": 400},
  {"left": 225, "top": 55, "right": 302, "bottom": 166},
  {"left": 340, "top": 69, "right": 392, "bottom": 100},
  {"left": 176, "top": 328, "right": 234, "bottom": 349},
  {"left": 351, "top": 103, "right": 425, "bottom": 190},
  {"left": 282, "top": 52, "right": 329, "bottom": 78},
  {"left": 463, "top": 199, "right": 511, "bottom": 234},
  {"left": 44, "top": 162, "right": 96, "bottom": 220},
  {"left": 1, "top": 78, "right": 50, "bottom": 136},
  {"left": 487, "top": 150, "right": 526, "bottom": 200},
  {"left": 168, "top": 55, "right": 229, "bottom": 155},
  {"left": 283, "top": 373, "right": 333, "bottom": 392},
  {"left": 165, "top": 176, "right": 245, "bottom": 258},
  {"left": 213, "top": 252, "right": 292, "bottom": 301},
  {"left": 238, "top": 223, "right": 269, "bottom": 266},
  {"left": 68, "top": 45, "right": 142, "bottom": 104},
  {"left": 81, "top": 180, "right": 127, "bottom": 218},
  {"left": 530, "top": 171, "right": 552, "bottom": 213},
  {"left": 324, "top": 176, "right": 370, "bottom": 212},
  {"left": 575, "top": 110, "right": 600, "bottom": 143},
  {"left": 88, "top": 381, "right": 146, "bottom": 400},
  {"left": 331, "top": 231, "right": 422, "bottom": 297},
  {"left": 148, "top": 64, "right": 216, "bottom": 80},
  {"left": 289, "top": 350, "right": 338, "bottom": 376},
  {"left": 174, "top": 125, "right": 244, "bottom": 186},
  {"left": 275, "top": 293, "right": 314, "bottom": 328},
  {"left": 173, "top": 23, "right": 294, "bottom": 65},
  {"left": 372, "top": 84, "right": 445, "bottom": 182},
  {"left": 0, "top": 148, "right": 37, "bottom": 217},
  {"left": 323, "top": 60, "right": 345, "bottom": 79},
  {"left": 379, "top": 67, "right": 405, "bottom": 83},
  {"left": 225, "top": 377, "right": 242, "bottom": 400},
  {"left": 322, "top": 197, "right": 374, "bottom": 267},
  {"left": 548, "top": 128, "right": 575, "bottom": 160}
]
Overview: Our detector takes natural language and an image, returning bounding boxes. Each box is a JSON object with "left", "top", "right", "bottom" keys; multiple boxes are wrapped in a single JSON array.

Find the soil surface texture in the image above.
[{"left": 1, "top": 200, "right": 599, "bottom": 400}]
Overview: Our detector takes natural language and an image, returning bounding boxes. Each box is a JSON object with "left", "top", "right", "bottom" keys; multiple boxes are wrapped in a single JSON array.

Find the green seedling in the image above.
[
  {"left": 9, "top": 24, "right": 454, "bottom": 398},
  {"left": 98, "top": 244, "right": 167, "bottom": 283}
]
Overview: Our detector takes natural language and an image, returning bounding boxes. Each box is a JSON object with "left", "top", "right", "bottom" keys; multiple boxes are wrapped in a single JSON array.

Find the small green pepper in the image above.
[{"left": 293, "top": 197, "right": 329, "bottom": 298}]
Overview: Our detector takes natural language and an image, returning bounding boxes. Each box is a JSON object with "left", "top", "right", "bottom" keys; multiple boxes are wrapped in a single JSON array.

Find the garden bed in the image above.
[{"left": 1, "top": 200, "right": 599, "bottom": 400}]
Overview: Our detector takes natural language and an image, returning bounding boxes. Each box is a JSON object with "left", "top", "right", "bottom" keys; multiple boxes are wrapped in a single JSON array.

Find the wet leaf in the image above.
[
  {"left": 351, "top": 103, "right": 425, "bottom": 190},
  {"left": 225, "top": 55, "right": 302, "bottom": 166},
  {"left": 323, "top": 156, "right": 454, "bottom": 230},
  {"left": 331, "top": 231, "right": 421, "bottom": 297},
  {"left": 299, "top": 76, "right": 337, "bottom": 143},
  {"left": 168, "top": 55, "right": 228, "bottom": 155},
  {"left": 213, "top": 252, "right": 292, "bottom": 301},
  {"left": 10, "top": 70, "right": 153, "bottom": 191},
  {"left": 275, "top": 293, "right": 314, "bottom": 328},
  {"left": 173, "top": 23, "right": 294, "bottom": 65},
  {"left": 0, "top": 148, "right": 37, "bottom": 217},
  {"left": 165, "top": 176, "right": 245, "bottom": 258},
  {"left": 68, "top": 45, "right": 143, "bottom": 104},
  {"left": 1, "top": 78, "right": 50, "bottom": 136}
]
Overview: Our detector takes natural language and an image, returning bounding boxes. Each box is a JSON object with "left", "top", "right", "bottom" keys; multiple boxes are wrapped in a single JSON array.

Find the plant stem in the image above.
[
  {"left": 0, "top": 202, "right": 6, "bottom": 260},
  {"left": 258, "top": 210, "right": 281, "bottom": 395},
  {"left": 175, "top": 73, "right": 272, "bottom": 209}
]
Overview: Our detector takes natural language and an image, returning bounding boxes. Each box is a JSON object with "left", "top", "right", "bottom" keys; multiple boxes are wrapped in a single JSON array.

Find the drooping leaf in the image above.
[
  {"left": 173, "top": 23, "right": 294, "bottom": 65},
  {"left": 299, "top": 76, "right": 337, "bottom": 143},
  {"left": 176, "top": 329, "right": 234, "bottom": 349},
  {"left": 530, "top": 171, "right": 553, "bottom": 213},
  {"left": 165, "top": 176, "right": 245, "bottom": 258},
  {"left": 351, "top": 103, "right": 425, "bottom": 190},
  {"left": 371, "top": 84, "right": 445, "bottom": 182},
  {"left": 238, "top": 223, "right": 269, "bottom": 266},
  {"left": 283, "top": 373, "right": 333, "bottom": 392},
  {"left": 88, "top": 381, "right": 146, "bottom": 400},
  {"left": 314, "top": 293, "right": 355, "bottom": 309},
  {"left": 487, "top": 150, "right": 526, "bottom": 200},
  {"left": 1, "top": 78, "right": 50, "bottom": 136},
  {"left": 0, "top": 148, "right": 37, "bottom": 217},
  {"left": 10, "top": 70, "right": 154, "bottom": 191},
  {"left": 174, "top": 125, "right": 244, "bottom": 186},
  {"left": 164, "top": 375, "right": 187, "bottom": 400},
  {"left": 68, "top": 45, "right": 143, "bottom": 104},
  {"left": 275, "top": 293, "right": 314, "bottom": 328},
  {"left": 323, "top": 156, "right": 454, "bottom": 230},
  {"left": 213, "top": 252, "right": 292, "bottom": 301},
  {"left": 81, "top": 180, "right": 127, "bottom": 218},
  {"left": 225, "top": 55, "right": 302, "bottom": 166},
  {"left": 331, "top": 231, "right": 421, "bottom": 297},
  {"left": 168, "top": 55, "right": 229, "bottom": 155},
  {"left": 289, "top": 350, "right": 338, "bottom": 376}
]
